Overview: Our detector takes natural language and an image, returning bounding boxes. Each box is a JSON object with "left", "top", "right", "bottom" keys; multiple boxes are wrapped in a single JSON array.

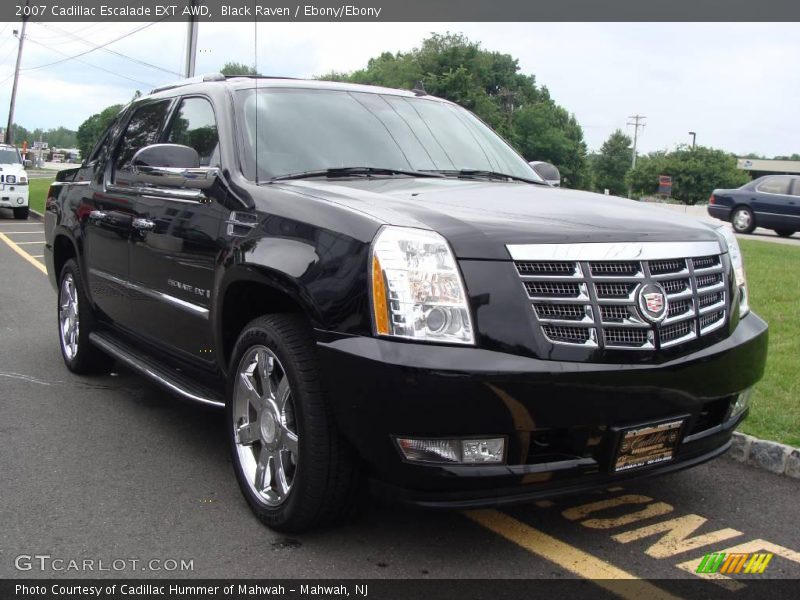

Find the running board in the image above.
[{"left": 89, "top": 331, "right": 225, "bottom": 408}]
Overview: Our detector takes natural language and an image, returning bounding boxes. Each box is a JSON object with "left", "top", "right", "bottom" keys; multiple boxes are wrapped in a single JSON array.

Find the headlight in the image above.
[
  {"left": 717, "top": 226, "right": 749, "bottom": 317},
  {"left": 5, "top": 175, "right": 15, "bottom": 183},
  {"left": 370, "top": 226, "right": 474, "bottom": 344}
]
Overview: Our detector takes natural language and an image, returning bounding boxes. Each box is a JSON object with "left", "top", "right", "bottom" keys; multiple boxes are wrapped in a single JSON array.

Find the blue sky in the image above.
[{"left": 0, "top": 21, "right": 796, "bottom": 156}]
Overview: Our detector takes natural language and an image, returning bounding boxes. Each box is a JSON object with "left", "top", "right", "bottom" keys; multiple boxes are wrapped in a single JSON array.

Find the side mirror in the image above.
[
  {"left": 529, "top": 161, "right": 561, "bottom": 187},
  {"left": 130, "top": 144, "right": 218, "bottom": 191},
  {"left": 23, "top": 159, "right": 31, "bottom": 168}
]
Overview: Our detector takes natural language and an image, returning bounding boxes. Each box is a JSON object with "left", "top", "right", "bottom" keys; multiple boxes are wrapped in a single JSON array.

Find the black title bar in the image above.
[{"left": 3, "top": 0, "right": 800, "bottom": 22}]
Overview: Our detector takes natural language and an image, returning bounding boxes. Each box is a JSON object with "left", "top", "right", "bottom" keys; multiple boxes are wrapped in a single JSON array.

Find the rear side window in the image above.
[
  {"left": 792, "top": 178, "right": 800, "bottom": 197},
  {"left": 112, "top": 100, "right": 172, "bottom": 185},
  {"left": 756, "top": 176, "right": 791, "bottom": 195},
  {"left": 165, "top": 97, "right": 220, "bottom": 166}
]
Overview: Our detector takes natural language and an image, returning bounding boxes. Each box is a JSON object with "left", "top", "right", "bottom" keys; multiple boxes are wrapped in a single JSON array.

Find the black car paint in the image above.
[
  {"left": 44, "top": 79, "right": 768, "bottom": 506},
  {"left": 709, "top": 175, "right": 800, "bottom": 232}
]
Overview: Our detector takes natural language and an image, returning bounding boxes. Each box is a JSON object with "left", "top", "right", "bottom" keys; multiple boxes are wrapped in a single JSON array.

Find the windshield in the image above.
[
  {"left": 236, "top": 88, "right": 539, "bottom": 182},
  {"left": 0, "top": 149, "right": 21, "bottom": 165}
]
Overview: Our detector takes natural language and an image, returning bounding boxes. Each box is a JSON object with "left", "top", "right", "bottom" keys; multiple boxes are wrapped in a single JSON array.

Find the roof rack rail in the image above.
[
  {"left": 222, "top": 75, "right": 300, "bottom": 80},
  {"left": 150, "top": 73, "right": 225, "bottom": 95}
]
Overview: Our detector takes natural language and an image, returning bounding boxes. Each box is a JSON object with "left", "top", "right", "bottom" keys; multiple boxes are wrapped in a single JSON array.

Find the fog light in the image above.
[
  {"left": 396, "top": 437, "right": 505, "bottom": 464},
  {"left": 17, "top": 197, "right": 23, "bottom": 204},
  {"left": 731, "top": 388, "right": 752, "bottom": 419}
]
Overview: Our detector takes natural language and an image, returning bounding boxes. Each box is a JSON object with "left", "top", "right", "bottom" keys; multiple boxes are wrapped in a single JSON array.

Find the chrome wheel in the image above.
[
  {"left": 733, "top": 208, "right": 752, "bottom": 232},
  {"left": 59, "top": 273, "right": 80, "bottom": 361},
  {"left": 232, "top": 346, "right": 298, "bottom": 507}
]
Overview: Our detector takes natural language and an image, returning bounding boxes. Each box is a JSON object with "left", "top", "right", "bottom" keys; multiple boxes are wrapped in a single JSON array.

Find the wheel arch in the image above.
[
  {"left": 215, "top": 265, "right": 321, "bottom": 373},
  {"left": 52, "top": 230, "right": 79, "bottom": 283}
]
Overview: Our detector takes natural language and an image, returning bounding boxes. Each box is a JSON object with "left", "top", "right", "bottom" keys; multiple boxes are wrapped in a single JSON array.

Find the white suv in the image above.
[{"left": 0, "top": 144, "right": 30, "bottom": 219}]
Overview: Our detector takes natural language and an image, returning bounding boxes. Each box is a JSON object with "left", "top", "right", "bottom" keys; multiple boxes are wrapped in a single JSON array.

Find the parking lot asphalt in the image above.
[{"left": 1, "top": 213, "right": 799, "bottom": 598}]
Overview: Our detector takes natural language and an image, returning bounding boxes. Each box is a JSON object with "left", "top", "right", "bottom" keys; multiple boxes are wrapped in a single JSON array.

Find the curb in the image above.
[
  {"left": 29, "top": 208, "right": 44, "bottom": 221},
  {"left": 727, "top": 431, "right": 800, "bottom": 478}
]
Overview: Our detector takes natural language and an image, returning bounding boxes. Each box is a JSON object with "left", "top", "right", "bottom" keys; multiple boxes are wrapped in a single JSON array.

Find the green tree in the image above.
[
  {"left": 220, "top": 61, "right": 259, "bottom": 76},
  {"left": 592, "top": 130, "right": 632, "bottom": 196},
  {"left": 628, "top": 146, "right": 750, "bottom": 205},
  {"left": 318, "top": 33, "right": 589, "bottom": 188},
  {"left": 76, "top": 104, "right": 124, "bottom": 159}
]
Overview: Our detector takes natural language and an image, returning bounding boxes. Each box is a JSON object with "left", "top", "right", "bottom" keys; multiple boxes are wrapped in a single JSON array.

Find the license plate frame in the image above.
[{"left": 611, "top": 417, "right": 686, "bottom": 473}]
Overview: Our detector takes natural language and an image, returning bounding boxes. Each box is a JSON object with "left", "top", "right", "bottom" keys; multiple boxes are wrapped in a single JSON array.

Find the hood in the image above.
[{"left": 276, "top": 178, "right": 721, "bottom": 260}]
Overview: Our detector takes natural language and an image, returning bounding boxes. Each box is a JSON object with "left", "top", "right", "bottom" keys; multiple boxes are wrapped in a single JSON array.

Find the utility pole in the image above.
[
  {"left": 627, "top": 114, "right": 646, "bottom": 169},
  {"left": 626, "top": 114, "right": 646, "bottom": 199},
  {"left": 688, "top": 131, "right": 696, "bottom": 149},
  {"left": 184, "top": 0, "right": 199, "bottom": 78},
  {"left": 5, "top": 1, "right": 29, "bottom": 145}
]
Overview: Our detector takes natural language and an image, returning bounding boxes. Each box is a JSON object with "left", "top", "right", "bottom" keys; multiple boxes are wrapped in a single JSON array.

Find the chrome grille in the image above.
[
  {"left": 524, "top": 281, "right": 583, "bottom": 298},
  {"left": 534, "top": 303, "right": 589, "bottom": 321},
  {"left": 516, "top": 261, "right": 577, "bottom": 276},
  {"left": 509, "top": 241, "right": 728, "bottom": 351},
  {"left": 542, "top": 325, "right": 593, "bottom": 344}
]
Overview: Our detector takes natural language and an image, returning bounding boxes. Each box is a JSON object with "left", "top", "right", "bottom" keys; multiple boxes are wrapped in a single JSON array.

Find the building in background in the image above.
[{"left": 737, "top": 157, "right": 800, "bottom": 179}]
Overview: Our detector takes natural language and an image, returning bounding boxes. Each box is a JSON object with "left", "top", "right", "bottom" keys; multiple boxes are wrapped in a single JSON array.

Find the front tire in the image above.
[
  {"left": 227, "top": 314, "right": 361, "bottom": 532},
  {"left": 731, "top": 206, "right": 756, "bottom": 234},
  {"left": 774, "top": 229, "right": 796, "bottom": 238},
  {"left": 13, "top": 206, "right": 29, "bottom": 220},
  {"left": 57, "top": 259, "right": 114, "bottom": 374}
]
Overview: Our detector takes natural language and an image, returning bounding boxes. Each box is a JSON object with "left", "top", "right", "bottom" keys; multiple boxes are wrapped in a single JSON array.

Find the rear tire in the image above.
[
  {"left": 731, "top": 206, "right": 756, "bottom": 234},
  {"left": 57, "top": 259, "right": 115, "bottom": 374},
  {"left": 13, "top": 206, "right": 29, "bottom": 220},
  {"left": 227, "top": 314, "right": 361, "bottom": 532},
  {"left": 774, "top": 229, "right": 796, "bottom": 238}
]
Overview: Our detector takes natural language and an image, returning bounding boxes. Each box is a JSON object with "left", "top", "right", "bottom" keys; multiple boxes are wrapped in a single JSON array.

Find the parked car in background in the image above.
[
  {"left": 0, "top": 143, "right": 30, "bottom": 219},
  {"left": 708, "top": 175, "right": 800, "bottom": 237}
]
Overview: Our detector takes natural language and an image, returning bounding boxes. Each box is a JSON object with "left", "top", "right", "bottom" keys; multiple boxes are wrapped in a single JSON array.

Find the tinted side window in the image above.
[
  {"left": 166, "top": 97, "right": 219, "bottom": 166},
  {"left": 85, "top": 115, "right": 120, "bottom": 166},
  {"left": 792, "top": 178, "right": 800, "bottom": 197},
  {"left": 113, "top": 101, "right": 172, "bottom": 184},
  {"left": 756, "top": 176, "right": 791, "bottom": 195}
]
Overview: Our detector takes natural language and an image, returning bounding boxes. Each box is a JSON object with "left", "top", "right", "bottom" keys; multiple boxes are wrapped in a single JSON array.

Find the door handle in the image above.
[
  {"left": 132, "top": 218, "right": 156, "bottom": 231},
  {"left": 88, "top": 210, "right": 107, "bottom": 221}
]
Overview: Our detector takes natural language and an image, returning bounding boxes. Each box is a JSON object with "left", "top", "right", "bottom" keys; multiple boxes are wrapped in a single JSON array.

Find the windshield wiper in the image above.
[
  {"left": 269, "top": 167, "right": 446, "bottom": 182},
  {"left": 427, "top": 169, "right": 547, "bottom": 185}
]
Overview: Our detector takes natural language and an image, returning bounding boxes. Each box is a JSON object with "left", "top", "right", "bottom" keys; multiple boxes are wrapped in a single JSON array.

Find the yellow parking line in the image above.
[
  {"left": 0, "top": 232, "right": 47, "bottom": 275},
  {"left": 465, "top": 510, "right": 682, "bottom": 600}
]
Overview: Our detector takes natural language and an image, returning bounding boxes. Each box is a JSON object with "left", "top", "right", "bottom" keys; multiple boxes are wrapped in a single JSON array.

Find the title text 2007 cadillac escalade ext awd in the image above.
[{"left": 44, "top": 75, "right": 768, "bottom": 532}]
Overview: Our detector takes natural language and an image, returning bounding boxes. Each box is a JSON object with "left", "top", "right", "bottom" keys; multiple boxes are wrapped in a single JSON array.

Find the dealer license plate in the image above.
[{"left": 612, "top": 418, "right": 685, "bottom": 473}]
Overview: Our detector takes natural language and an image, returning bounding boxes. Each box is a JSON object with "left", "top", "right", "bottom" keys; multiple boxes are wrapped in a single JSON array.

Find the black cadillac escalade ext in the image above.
[{"left": 44, "top": 75, "right": 768, "bottom": 532}]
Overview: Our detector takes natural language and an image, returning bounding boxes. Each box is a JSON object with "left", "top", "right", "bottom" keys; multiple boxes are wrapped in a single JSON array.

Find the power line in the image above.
[
  {"left": 22, "top": 36, "right": 155, "bottom": 87},
  {"left": 33, "top": 22, "right": 182, "bottom": 76},
  {"left": 22, "top": 21, "right": 163, "bottom": 72}
]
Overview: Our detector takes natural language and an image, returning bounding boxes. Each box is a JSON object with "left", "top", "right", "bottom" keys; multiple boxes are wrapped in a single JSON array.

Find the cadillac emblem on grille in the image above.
[{"left": 637, "top": 282, "right": 668, "bottom": 323}]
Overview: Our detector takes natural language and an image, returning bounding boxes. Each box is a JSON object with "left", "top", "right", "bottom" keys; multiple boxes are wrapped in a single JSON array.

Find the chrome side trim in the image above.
[
  {"left": 507, "top": 241, "right": 723, "bottom": 262},
  {"left": 89, "top": 332, "right": 224, "bottom": 408},
  {"left": 89, "top": 268, "right": 209, "bottom": 319}
]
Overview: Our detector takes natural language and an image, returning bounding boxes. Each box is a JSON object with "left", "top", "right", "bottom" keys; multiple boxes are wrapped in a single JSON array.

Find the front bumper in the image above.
[
  {"left": 0, "top": 185, "right": 29, "bottom": 208},
  {"left": 317, "top": 313, "right": 768, "bottom": 507}
]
